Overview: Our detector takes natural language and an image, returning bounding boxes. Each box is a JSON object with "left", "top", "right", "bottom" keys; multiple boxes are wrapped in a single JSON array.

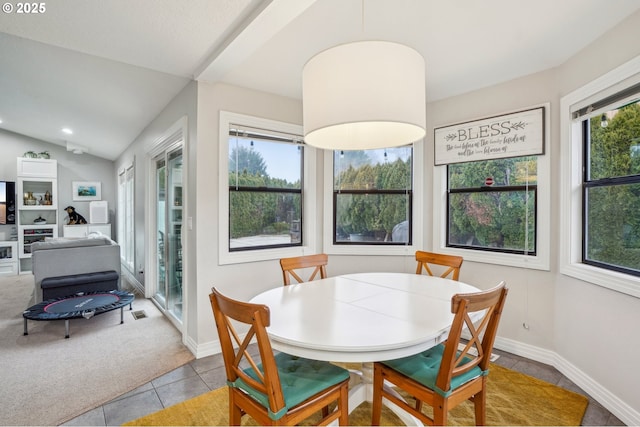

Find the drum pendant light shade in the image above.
[{"left": 303, "top": 41, "right": 426, "bottom": 150}]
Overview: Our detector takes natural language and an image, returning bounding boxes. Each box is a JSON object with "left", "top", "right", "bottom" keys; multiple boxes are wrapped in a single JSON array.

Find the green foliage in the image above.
[
  {"left": 229, "top": 145, "right": 267, "bottom": 185},
  {"left": 336, "top": 155, "right": 411, "bottom": 240},
  {"left": 586, "top": 103, "right": 640, "bottom": 269},
  {"left": 229, "top": 147, "right": 301, "bottom": 240},
  {"left": 447, "top": 156, "right": 537, "bottom": 251}
]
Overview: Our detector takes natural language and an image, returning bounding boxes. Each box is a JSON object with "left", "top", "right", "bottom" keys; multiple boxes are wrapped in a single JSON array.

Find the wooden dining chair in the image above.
[
  {"left": 415, "top": 250, "right": 464, "bottom": 281},
  {"left": 371, "top": 282, "right": 508, "bottom": 426},
  {"left": 209, "top": 287, "right": 350, "bottom": 426},
  {"left": 279, "top": 253, "right": 328, "bottom": 285}
]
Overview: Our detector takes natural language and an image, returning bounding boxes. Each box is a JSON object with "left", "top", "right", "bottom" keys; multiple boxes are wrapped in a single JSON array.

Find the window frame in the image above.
[
  {"left": 117, "top": 161, "right": 135, "bottom": 272},
  {"left": 433, "top": 103, "right": 551, "bottom": 270},
  {"left": 323, "top": 142, "right": 424, "bottom": 256},
  {"left": 446, "top": 183, "right": 538, "bottom": 255},
  {"left": 582, "top": 118, "right": 640, "bottom": 277},
  {"left": 560, "top": 55, "right": 640, "bottom": 297},
  {"left": 218, "top": 111, "right": 318, "bottom": 265}
]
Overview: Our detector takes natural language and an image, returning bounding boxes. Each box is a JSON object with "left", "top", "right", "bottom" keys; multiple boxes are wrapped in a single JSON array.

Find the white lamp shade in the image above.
[{"left": 303, "top": 41, "right": 426, "bottom": 150}]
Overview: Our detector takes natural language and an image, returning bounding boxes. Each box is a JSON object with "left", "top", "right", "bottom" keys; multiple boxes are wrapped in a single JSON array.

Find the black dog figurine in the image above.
[{"left": 64, "top": 206, "right": 88, "bottom": 225}]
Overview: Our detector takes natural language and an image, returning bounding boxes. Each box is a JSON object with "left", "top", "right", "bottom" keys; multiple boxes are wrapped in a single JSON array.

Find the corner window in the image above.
[
  {"left": 582, "top": 93, "right": 640, "bottom": 276},
  {"left": 333, "top": 147, "right": 412, "bottom": 245},
  {"left": 447, "top": 156, "right": 537, "bottom": 255},
  {"left": 560, "top": 55, "right": 640, "bottom": 297},
  {"left": 219, "top": 111, "right": 317, "bottom": 265}
]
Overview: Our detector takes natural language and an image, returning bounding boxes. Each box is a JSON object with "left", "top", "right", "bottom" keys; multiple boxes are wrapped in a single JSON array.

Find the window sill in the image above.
[
  {"left": 560, "top": 262, "right": 640, "bottom": 299},
  {"left": 434, "top": 246, "right": 550, "bottom": 271},
  {"left": 219, "top": 245, "right": 317, "bottom": 266}
]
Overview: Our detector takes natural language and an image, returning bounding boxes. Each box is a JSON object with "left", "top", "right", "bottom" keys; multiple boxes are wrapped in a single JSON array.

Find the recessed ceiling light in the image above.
[{"left": 62, "top": 127, "right": 73, "bottom": 135}]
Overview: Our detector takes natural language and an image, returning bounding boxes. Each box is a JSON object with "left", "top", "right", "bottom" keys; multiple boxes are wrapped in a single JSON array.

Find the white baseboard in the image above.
[{"left": 494, "top": 337, "right": 640, "bottom": 426}]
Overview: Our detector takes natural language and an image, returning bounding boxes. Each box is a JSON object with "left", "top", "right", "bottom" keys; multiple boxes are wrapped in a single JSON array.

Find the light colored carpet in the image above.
[
  {"left": 126, "top": 363, "right": 589, "bottom": 426},
  {"left": 0, "top": 274, "right": 194, "bottom": 426}
]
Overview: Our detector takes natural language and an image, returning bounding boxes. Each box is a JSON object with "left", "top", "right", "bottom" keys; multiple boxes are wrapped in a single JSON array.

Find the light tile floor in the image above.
[{"left": 62, "top": 346, "right": 625, "bottom": 426}]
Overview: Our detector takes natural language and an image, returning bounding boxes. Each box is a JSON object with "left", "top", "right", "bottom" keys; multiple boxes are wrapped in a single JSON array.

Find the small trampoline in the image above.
[{"left": 23, "top": 290, "right": 135, "bottom": 338}]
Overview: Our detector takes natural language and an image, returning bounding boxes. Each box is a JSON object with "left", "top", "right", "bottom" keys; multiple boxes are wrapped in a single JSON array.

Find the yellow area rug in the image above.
[{"left": 125, "top": 363, "right": 588, "bottom": 426}]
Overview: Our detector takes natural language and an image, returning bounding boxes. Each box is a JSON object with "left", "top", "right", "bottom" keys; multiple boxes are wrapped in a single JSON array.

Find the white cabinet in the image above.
[
  {"left": 0, "top": 241, "right": 18, "bottom": 276},
  {"left": 17, "top": 157, "right": 58, "bottom": 273},
  {"left": 63, "top": 224, "right": 111, "bottom": 239}
]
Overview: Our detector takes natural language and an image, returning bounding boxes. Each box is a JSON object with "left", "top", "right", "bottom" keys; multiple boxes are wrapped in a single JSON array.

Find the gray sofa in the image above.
[{"left": 31, "top": 236, "right": 121, "bottom": 303}]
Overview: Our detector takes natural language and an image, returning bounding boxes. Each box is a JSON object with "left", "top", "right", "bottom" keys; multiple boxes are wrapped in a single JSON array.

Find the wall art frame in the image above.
[
  {"left": 72, "top": 181, "right": 101, "bottom": 201},
  {"left": 434, "top": 106, "right": 545, "bottom": 165}
]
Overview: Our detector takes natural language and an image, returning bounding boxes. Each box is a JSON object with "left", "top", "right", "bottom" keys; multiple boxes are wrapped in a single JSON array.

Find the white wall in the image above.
[
  {"left": 114, "top": 81, "right": 196, "bottom": 287},
  {"left": 0, "top": 129, "right": 115, "bottom": 239}
]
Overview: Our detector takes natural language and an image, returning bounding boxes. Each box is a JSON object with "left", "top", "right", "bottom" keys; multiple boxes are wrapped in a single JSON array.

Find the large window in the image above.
[
  {"left": 433, "top": 104, "right": 550, "bottom": 271},
  {"left": 333, "top": 147, "right": 413, "bottom": 245},
  {"left": 228, "top": 127, "right": 303, "bottom": 251},
  {"left": 560, "top": 55, "right": 640, "bottom": 297},
  {"left": 582, "top": 93, "right": 640, "bottom": 276},
  {"left": 447, "top": 156, "right": 537, "bottom": 255},
  {"left": 219, "top": 111, "right": 317, "bottom": 265}
]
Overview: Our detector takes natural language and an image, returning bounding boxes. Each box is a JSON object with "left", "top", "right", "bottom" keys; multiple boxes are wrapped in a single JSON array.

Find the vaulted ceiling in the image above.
[{"left": 1, "top": 0, "right": 639, "bottom": 160}]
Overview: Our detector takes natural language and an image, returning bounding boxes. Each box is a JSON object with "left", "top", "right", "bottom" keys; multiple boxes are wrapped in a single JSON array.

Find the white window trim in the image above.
[
  {"left": 322, "top": 141, "right": 424, "bottom": 256},
  {"left": 218, "top": 111, "right": 318, "bottom": 265},
  {"left": 117, "top": 160, "right": 135, "bottom": 272},
  {"left": 432, "top": 103, "right": 551, "bottom": 271},
  {"left": 560, "top": 55, "right": 640, "bottom": 298}
]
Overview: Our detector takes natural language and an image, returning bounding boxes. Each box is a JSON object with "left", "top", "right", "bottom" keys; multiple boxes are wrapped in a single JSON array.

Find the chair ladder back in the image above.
[
  {"left": 280, "top": 254, "right": 328, "bottom": 285},
  {"left": 414, "top": 250, "right": 463, "bottom": 281},
  {"left": 209, "top": 288, "right": 286, "bottom": 414},
  {"left": 436, "top": 282, "right": 508, "bottom": 393}
]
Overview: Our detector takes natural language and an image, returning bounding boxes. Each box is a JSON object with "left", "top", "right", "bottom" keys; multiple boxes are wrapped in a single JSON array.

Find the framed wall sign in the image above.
[
  {"left": 72, "top": 181, "right": 101, "bottom": 201},
  {"left": 434, "top": 107, "right": 545, "bottom": 165}
]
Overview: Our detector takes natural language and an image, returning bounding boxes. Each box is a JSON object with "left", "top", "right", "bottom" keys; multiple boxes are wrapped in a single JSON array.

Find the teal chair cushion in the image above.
[
  {"left": 232, "top": 352, "right": 350, "bottom": 420},
  {"left": 381, "top": 343, "right": 484, "bottom": 397}
]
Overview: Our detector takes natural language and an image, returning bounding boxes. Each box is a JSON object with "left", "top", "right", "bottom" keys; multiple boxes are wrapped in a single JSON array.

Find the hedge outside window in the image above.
[
  {"left": 583, "top": 98, "right": 640, "bottom": 276},
  {"left": 228, "top": 128, "right": 303, "bottom": 251},
  {"left": 333, "top": 147, "right": 412, "bottom": 245},
  {"left": 447, "top": 156, "right": 537, "bottom": 255}
]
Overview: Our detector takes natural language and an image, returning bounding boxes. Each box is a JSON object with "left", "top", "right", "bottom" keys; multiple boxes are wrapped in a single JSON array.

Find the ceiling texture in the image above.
[{"left": 1, "top": 0, "right": 639, "bottom": 160}]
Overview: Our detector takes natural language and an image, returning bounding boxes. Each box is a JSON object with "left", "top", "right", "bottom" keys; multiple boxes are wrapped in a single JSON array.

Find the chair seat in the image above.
[
  {"left": 381, "top": 344, "right": 484, "bottom": 397},
  {"left": 234, "top": 352, "right": 350, "bottom": 420}
]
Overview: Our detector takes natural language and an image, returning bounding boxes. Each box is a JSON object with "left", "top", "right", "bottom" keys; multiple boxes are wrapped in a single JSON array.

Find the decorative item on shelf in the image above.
[
  {"left": 23, "top": 192, "right": 37, "bottom": 206},
  {"left": 38, "top": 151, "right": 50, "bottom": 159},
  {"left": 64, "top": 206, "right": 87, "bottom": 225},
  {"left": 33, "top": 216, "right": 47, "bottom": 225},
  {"left": 23, "top": 151, "right": 38, "bottom": 158},
  {"left": 43, "top": 190, "right": 52, "bottom": 205}
]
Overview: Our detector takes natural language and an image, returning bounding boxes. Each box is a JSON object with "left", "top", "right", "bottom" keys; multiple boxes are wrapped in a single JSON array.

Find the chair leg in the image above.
[
  {"left": 322, "top": 406, "right": 329, "bottom": 418},
  {"left": 474, "top": 384, "right": 487, "bottom": 426},
  {"left": 229, "top": 390, "right": 242, "bottom": 426},
  {"left": 338, "top": 382, "right": 349, "bottom": 426},
  {"left": 371, "top": 364, "right": 384, "bottom": 426},
  {"left": 433, "top": 396, "right": 448, "bottom": 426}
]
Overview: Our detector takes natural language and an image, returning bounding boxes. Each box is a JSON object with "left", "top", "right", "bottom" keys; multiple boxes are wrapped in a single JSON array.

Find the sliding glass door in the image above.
[{"left": 153, "top": 146, "right": 183, "bottom": 323}]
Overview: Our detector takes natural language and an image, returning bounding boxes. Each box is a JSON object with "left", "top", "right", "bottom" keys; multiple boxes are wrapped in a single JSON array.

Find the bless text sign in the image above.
[{"left": 434, "top": 107, "right": 545, "bottom": 165}]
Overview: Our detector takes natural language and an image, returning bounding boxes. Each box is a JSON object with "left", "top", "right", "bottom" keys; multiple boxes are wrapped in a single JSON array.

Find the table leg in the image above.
[
  {"left": 23, "top": 318, "right": 28, "bottom": 336},
  {"left": 120, "top": 307, "right": 124, "bottom": 324},
  {"left": 65, "top": 320, "right": 70, "bottom": 339},
  {"left": 346, "top": 362, "right": 424, "bottom": 427}
]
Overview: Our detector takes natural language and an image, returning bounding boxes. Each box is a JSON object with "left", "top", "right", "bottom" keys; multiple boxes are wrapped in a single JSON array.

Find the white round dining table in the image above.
[{"left": 249, "top": 272, "right": 480, "bottom": 426}]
